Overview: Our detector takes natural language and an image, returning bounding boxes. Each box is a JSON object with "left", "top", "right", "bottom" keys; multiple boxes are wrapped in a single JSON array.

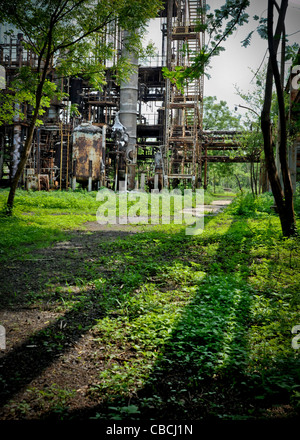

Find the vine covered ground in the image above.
[{"left": 0, "top": 189, "right": 299, "bottom": 423}]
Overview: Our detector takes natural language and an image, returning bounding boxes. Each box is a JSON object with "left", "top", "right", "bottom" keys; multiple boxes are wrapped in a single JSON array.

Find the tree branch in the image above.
[
  {"left": 207, "top": 1, "right": 249, "bottom": 59},
  {"left": 54, "top": 0, "right": 87, "bottom": 23},
  {"left": 268, "top": 0, "right": 294, "bottom": 204},
  {"left": 53, "top": 12, "right": 115, "bottom": 53},
  {"left": 261, "top": 0, "right": 284, "bottom": 201}
]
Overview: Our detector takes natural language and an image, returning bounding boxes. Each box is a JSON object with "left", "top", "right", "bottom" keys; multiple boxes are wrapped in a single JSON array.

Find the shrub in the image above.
[{"left": 227, "top": 192, "right": 274, "bottom": 217}]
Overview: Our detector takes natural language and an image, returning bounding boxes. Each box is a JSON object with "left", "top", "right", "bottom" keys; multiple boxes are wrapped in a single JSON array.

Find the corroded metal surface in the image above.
[{"left": 72, "top": 123, "right": 102, "bottom": 182}]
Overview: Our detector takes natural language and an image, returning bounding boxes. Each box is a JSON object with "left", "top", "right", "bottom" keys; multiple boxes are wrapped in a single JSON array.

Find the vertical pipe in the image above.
[
  {"left": 119, "top": 30, "right": 138, "bottom": 190},
  {"left": 60, "top": 123, "right": 63, "bottom": 190},
  {"left": 17, "top": 33, "right": 23, "bottom": 68},
  {"left": 154, "top": 173, "right": 159, "bottom": 190},
  {"left": 101, "top": 125, "right": 106, "bottom": 187},
  {"left": 88, "top": 160, "right": 92, "bottom": 192},
  {"left": 9, "top": 36, "right": 12, "bottom": 67},
  {"left": 140, "top": 172, "right": 145, "bottom": 190},
  {"left": 66, "top": 130, "right": 70, "bottom": 190},
  {"left": 12, "top": 115, "right": 21, "bottom": 179},
  {"left": 72, "top": 159, "right": 77, "bottom": 190},
  {"left": 163, "top": 0, "right": 173, "bottom": 188},
  {"left": 203, "top": 146, "right": 207, "bottom": 189},
  {"left": 125, "top": 165, "right": 128, "bottom": 191},
  {"left": 37, "top": 128, "right": 40, "bottom": 176},
  {"left": 115, "top": 154, "right": 119, "bottom": 192},
  {"left": 166, "top": 0, "right": 173, "bottom": 69}
]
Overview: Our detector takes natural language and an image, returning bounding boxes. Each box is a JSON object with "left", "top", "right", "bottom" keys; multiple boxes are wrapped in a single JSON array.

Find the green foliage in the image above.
[
  {"left": 1, "top": 189, "right": 299, "bottom": 420},
  {"left": 162, "top": 1, "right": 250, "bottom": 89},
  {"left": 0, "top": 0, "right": 162, "bottom": 125},
  {"left": 6, "top": 384, "right": 77, "bottom": 420},
  {"left": 0, "top": 69, "right": 64, "bottom": 126},
  {"left": 0, "top": 189, "right": 98, "bottom": 261},
  {"left": 160, "top": 274, "right": 252, "bottom": 374},
  {"left": 285, "top": 43, "right": 300, "bottom": 65},
  {"left": 242, "top": 12, "right": 298, "bottom": 67},
  {"left": 0, "top": 187, "right": 223, "bottom": 261},
  {"left": 203, "top": 96, "right": 241, "bottom": 131},
  {"left": 227, "top": 192, "right": 274, "bottom": 217}
]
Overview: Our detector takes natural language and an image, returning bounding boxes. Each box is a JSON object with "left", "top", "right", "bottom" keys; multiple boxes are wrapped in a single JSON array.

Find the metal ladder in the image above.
[{"left": 164, "top": 0, "right": 205, "bottom": 187}]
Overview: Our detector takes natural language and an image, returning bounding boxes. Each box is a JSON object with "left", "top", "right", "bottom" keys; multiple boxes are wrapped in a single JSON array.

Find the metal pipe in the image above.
[
  {"left": 60, "top": 123, "right": 63, "bottom": 190},
  {"left": 12, "top": 103, "right": 22, "bottom": 179},
  {"left": 66, "top": 130, "right": 70, "bottom": 190},
  {"left": 88, "top": 160, "right": 92, "bottom": 192},
  {"left": 101, "top": 125, "right": 106, "bottom": 187},
  {"left": 72, "top": 159, "right": 77, "bottom": 190},
  {"left": 37, "top": 128, "right": 40, "bottom": 176},
  {"left": 119, "top": 30, "right": 138, "bottom": 190}
]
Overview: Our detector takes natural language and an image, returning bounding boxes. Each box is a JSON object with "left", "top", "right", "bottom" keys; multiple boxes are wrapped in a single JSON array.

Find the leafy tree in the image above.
[
  {"left": 234, "top": 67, "right": 277, "bottom": 195},
  {"left": 202, "top": 96, "right": 244, "bottom": 192},
  {"left": 0, "top": 0, "right": 162, "bottom": 214},
  {"left": 237, "top": 1, "right": 298, "bottom": 235},
  {"left": 163, "top": 0, "right": 297, "bottom": 236},
  {"left": 260, "top": 0, "right": 296, "bottom": 236},
  {"left": 203, "top": 96, "right": 241, "bottom": 131},
  {"left": 162, "top": 0, "right": 250, "bottom": 89},
  {"left": 0, "top": 68, "right": 63, "bottom": 126}
]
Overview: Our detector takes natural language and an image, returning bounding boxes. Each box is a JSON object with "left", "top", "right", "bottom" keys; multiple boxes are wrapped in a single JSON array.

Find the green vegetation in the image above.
[
  {"left": 0, "top": 189, "right": 97, "bottom": 261},
  {"left": 0, "top": 189, "right": 299, "bottom": 421},
  {"left": 0, "top": 188, "right": 222, "bottom": 261}
]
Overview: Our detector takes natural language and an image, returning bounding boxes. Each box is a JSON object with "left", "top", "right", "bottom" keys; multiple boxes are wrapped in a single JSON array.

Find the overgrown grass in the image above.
[
  {"left": 86, "top": 196, "right": 300, "bottom": 420},
  {"left": 0, "top": 189, "right": 98, "bottom": 261},
  {"left": 0, "top": 189, "right": 299, "bottom": 420},
  {"left": 0, "top": 187, "right": 220, "bottom": 213},
  {"left": 0, "top": 188, "right": 226, "bottom": 261}
]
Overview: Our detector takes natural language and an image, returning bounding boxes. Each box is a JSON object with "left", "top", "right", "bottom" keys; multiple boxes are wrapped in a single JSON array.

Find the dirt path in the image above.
[
  {"left": 84, "top": 198, "right": 232, "bottom": 231},
  {"left": 0, "top": 198, "right": 233, "bottom": 420}
]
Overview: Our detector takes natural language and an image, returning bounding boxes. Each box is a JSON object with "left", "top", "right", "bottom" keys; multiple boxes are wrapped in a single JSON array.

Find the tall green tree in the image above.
[
  {"left": 163, "top": 0, "right": 297, "bottom": 236},
  {"left": 260, "top": 0, "right": 296, "bottom": 237},
  {"left": 0, "top": 0, "right": 162, "bottom": 214},
  {"left": 203, "top": 96, "right": 241, "bottom": 131},
  {"left": 224, "top": 0, "right": 297, "bottom": 235},
  {"left": 162, "top": 0, "right": 250, "bottom": 89},
  {"left": 234, "top": 67, "right": 278, "bottom": 195},
  {"left": 202, "top": 96, "right": 244, "bottom": 192}
]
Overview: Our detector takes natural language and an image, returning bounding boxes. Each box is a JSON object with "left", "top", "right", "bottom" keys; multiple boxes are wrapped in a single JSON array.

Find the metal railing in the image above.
[{"left": 139, "top": 54, "right": 166, "bottom": 68}]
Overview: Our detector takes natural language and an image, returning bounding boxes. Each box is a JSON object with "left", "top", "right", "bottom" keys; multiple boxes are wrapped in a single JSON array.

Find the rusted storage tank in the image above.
[{"left": 72, "top": 122, "right": 104, "bottom": 190}]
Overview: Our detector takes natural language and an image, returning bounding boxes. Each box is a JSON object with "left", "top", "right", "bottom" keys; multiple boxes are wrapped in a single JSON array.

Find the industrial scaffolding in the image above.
[
  {"left": 163, "top": 0, "right": 205, "bottom": 190},
  {"left": 0, "top": 1, "right": 257, "bottom": 193}
]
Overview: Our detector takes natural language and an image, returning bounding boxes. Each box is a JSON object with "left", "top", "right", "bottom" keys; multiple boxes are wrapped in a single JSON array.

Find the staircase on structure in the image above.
[{"left": 163, "top": 0, "right": 206, "bottom": 189}]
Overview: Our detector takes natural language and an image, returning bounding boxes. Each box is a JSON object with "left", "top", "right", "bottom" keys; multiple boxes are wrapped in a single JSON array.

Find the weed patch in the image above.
[{"left": 0, "top": 190, "right": 299, "bottom": 421}]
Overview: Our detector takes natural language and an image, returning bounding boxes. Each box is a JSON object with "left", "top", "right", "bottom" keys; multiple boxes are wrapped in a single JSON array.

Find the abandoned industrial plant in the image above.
[
  {"left": 0, "top": 0, "right": 299, "bottom": 194},
  {"left": 1, "top": 0, "right": 300, "bottom": 427}
]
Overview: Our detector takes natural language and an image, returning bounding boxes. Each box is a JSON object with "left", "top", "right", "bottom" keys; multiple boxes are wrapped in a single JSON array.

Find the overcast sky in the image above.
[
  {"left": 144, "top": 0, "right": 300, "bottom": 117},
  {"left": 204, "top": 0, "right": 300, "bottom": 115}
]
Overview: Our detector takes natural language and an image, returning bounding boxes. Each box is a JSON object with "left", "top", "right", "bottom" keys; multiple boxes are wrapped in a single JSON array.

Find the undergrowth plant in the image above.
[{"left": 0, "top": 188, "right": 299, "bottom": 421}]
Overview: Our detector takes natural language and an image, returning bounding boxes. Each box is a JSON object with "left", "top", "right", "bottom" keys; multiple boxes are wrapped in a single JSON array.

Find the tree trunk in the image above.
[
  {"left": 234, "top": 174, "right": 242, "bottom": 191},
  {"left": 255, "top": 161, "right": 259, "bottom": 195},
  {"left": 5, "top": 9, "right": 56, "bottom": 215},
  {"left": 0, "top": 136, "right": 4, "bottom": 180},
  {"left": 260, "top": 160, "right": 269, "bottom": 193},
  {"left": 250, "top": 162, "right": 254, "bottom": 196},
  {"left": 6, "top": 81, "right": 45, "bottom": 215},
  {"left": 261, "top": 0, "right": 296, "bottom": 237}
]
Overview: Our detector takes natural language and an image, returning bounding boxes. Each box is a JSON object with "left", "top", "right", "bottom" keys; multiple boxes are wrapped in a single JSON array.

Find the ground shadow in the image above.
[
  {"left": 0, "top": 211, "right": 217, "bottom": 412},
  {"left": 1, "top": 211, "right": 298, "bottom": 421},
  {"left": 62, "top": 216, "right": 257, "bottom": 421},
  {"left": 0, "top": 227, "right": 147, "bottom": 408}
]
